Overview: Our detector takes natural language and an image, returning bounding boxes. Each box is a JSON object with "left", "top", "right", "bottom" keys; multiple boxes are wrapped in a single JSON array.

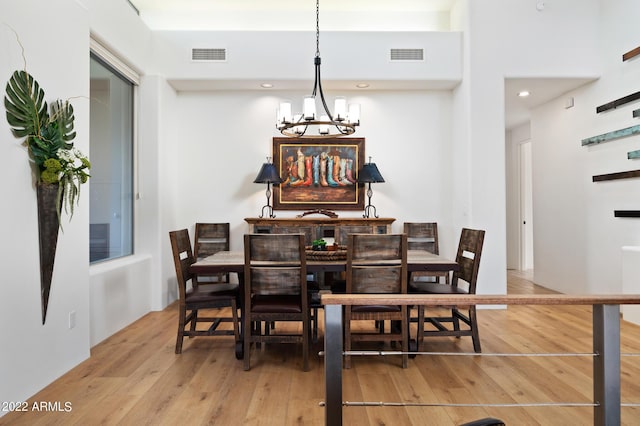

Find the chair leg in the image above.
[
  {"left": 243, "top": 314, "right": 252, "bottom": 371},
  {"left": 302, "top": 316, "right": 310, "bottom": 371},
  {"left": 344, "top": 310, "right": 351, "bottom": 369},
  {"left": 417, "top": 305, "right": 425, "bottom": 346},
  {"left": 231, "top": 300, "right": 240, "bottom": 343},
  {"left": 452, "top": 307, "right": 461, "bottom": 332},
  {"left": 401, "top": 308, "right": 408, "bottom": 368},
  {"left": 189, "top": 309, "right": 198, "bottom": 336},
  {"left": 250, "top": 321, "right": 265, "bottom": 348},
  {"left": 470, "top": 307, "right": 481, "bottom": 353},
  {"left": 175, "top": 304, "right": 187, "bottom": 354},
  {"left": 311, "top": 307, "right": 319, "bottom": 343}
]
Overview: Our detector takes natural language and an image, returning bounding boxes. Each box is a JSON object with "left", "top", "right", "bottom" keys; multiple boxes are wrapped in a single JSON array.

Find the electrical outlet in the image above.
[{"left": 69, "top": 311, "right": 76, "bottom": 329}]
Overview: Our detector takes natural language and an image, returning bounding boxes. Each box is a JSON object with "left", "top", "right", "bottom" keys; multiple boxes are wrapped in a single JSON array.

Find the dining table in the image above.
[
  {"left": 190, "top": 249, "right": 459, "bottom": 277},
  {"left": 190, "top": 249, "right": 459, "bottom": 359}
]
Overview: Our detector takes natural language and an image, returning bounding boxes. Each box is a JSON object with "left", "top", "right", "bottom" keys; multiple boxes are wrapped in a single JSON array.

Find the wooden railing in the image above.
[{"left": 320, "top": 294, "right": 640, "bottom": 426}]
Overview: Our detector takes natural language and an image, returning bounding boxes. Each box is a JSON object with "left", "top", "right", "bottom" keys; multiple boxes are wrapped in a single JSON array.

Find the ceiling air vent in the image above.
[
  {"left": 390, "top": 48, "right": 424, "bottom": 61},
  {"left": 192, "top": 48, "right": 226, "bottom": 62}
]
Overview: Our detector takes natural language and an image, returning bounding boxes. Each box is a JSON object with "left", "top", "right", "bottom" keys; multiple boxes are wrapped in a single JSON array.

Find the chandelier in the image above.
[{"left": 276, "top": 0, "right": 360, "bottom": 138}]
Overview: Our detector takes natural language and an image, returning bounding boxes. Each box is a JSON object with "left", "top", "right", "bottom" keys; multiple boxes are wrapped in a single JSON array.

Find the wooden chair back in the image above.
[
  {"left": 452, "top": 228, "right": 485, "bottom": 295},
  {"left": 346, "top": 233, "right": 407, "bottom": 295},
  {"left": 169, "top": 229, "right": 195, "bottom": 301},
  {"left": 272, "top": 224, "right": 315, "bottom": 246},
  {"left": 194, "top": 223, "right": 229, "bottom": 259},
  {"left": 404, "top": 222, "right": 449, "bottom": 284},
  {"left": 245, "top": 233, "right": 306, "bottom": 296},
  {"left": 194, "top": 223, "right": 230, "bottom": 283},
  {"left": 245, "top": 234, "right": 307, "bottom": 296},
  {"left": 337, "top": 224, "right": 375, "bottom": 246},
  {"left": 403, "top": 222, "right": 439, "bottom": 254}
]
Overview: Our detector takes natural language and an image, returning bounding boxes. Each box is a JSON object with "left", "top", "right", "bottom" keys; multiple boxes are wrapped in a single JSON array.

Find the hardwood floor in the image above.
[{"left": 3, "top": 271, "right": 640, "bottom": 425}]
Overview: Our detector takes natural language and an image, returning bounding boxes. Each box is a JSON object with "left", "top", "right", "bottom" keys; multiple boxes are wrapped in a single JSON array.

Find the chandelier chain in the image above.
[
  {"left": 315, "top": 0, "right": 320, "bottom": 58},
  {"left": 275, "top": 0, "right": 359, "bottom": 137}
]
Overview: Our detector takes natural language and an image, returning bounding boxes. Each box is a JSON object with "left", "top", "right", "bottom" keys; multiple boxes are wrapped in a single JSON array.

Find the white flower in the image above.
[{"left": 57, "top": 149, "right": 73, "bottom": 162}]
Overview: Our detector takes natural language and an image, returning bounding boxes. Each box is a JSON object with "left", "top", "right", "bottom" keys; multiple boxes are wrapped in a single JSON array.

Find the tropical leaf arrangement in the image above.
[{"left": 4, "top": 70, "right": 90, "bottom": 225}]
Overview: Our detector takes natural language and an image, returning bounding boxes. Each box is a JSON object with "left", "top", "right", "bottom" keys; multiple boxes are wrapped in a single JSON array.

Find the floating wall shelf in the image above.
[
  {"left": 614, "top": 210, "right": 640, "bottom": 218},
  {"left": 592, "top": 169, "right": 640, "bottom": 182},
  {"left": 581, "top": 124, "right": 640, "bottom": 146},
  {"left": 623, "top": 46, "right": 640, "bottom": 62},
  {"left": 596, "top": 91, "right": 640, "bottom": 113}
]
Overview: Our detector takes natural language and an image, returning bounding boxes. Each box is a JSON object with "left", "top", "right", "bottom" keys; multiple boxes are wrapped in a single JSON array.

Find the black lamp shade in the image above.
[
  {"left": 357, "top": 163, "right": 385, "bottom": 183},
  {"left": 254, "top": 163, "right": 283, "bottom": 184}
]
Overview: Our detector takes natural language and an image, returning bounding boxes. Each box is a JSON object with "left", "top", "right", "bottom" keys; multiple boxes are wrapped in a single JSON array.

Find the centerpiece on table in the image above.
[
  {"left": 4, "top": 69, "right": 90, "bottom": 324},
  {"left": 312, "top": 238, "right": 327, "bottom": 251}
]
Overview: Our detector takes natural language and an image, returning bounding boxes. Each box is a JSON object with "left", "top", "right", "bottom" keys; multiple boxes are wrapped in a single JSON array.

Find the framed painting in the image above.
[{"left": 272, "top": 137, "right": 365, "bottom": 211}]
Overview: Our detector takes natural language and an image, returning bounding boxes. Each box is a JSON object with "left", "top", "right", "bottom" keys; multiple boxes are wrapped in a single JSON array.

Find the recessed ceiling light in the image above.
[
  {"left": 518, "top": 90, "right": 530, "bottom": 97},
  {"left": 261, "top": 83, "right": 273, "bottom": 88},
  {"left": 356, "top": 83, "right": 370, "bottom": 89}
]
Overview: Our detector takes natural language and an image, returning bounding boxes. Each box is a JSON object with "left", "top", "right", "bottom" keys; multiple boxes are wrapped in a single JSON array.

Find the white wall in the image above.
[
  {"left": 89, "top": 254, "right": 152, "bottom": 346},
  {"left": 0, "top": 0, "right": 91, "bottom": 407},
  {"left": 531, "top": 0, "right": 640, "bottom": 294},
  {"left": 447, "top": 0, "right": 601, "bottom": 297},
  {"left": 153, "top": 30, "right": 462, "bottom": 88},
  {"left": 140, "top": 4, "right": 451, "bottom": 32},
  {"left": 0, "top": 0, "right": 157, "bottom": 409},
  {"left": 622, "top": 246, "right": 640, "bottom": 323},
  {"left": 162, "top": 89, "right": 456, "bottom": 252}
]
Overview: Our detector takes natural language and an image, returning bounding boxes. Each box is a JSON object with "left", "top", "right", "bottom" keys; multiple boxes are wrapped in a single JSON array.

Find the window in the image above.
[{"left": 89, "top": 52, "right": 135, "bottom": 262}]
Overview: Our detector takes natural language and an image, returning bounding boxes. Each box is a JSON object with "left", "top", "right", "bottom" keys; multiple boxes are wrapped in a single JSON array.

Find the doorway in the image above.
[{"left": 519, "top": 140, "right": 534, "bottom": 271}]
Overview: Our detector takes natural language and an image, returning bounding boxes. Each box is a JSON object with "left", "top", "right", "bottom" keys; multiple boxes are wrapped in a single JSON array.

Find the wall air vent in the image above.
[
  {"left": 192, "top": 48, "right": 227, "bottom": 62},
  {"left": 390, "top": 48, "right": 424, "bottom": 61}
]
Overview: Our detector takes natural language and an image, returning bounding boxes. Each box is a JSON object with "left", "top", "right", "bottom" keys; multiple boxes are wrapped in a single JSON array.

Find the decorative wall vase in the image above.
[
  {"left": 37, "top": 182, "right": 60, "bottom": 324},
  {"left": 5, "top": 68, "right": 90, "bottom": 325}
]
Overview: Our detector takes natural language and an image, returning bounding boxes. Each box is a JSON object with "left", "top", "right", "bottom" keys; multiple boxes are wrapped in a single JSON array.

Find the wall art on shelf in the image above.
[{"left": 272, "top": 137, "right": 364, "bottom": 211}]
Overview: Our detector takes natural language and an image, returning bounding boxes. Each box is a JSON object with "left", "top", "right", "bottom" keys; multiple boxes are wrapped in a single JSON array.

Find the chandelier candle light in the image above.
[{"left": 276, "top": 0, "right": 360, "bottom": 138}]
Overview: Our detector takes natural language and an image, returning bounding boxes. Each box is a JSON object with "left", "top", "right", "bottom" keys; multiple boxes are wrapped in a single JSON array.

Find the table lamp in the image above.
[
  {"left": 357, "top": 157, "right": 385, "bottom": 218},
  {"left": 253, "top": 157, "right": 283, "bottom": 218}
]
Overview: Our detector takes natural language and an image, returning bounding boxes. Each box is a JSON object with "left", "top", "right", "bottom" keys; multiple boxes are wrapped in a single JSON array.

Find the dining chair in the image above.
[
  {"left": 194, "top": 222, "right": 230, "bottom": 283},
  {"left": 243, "top": 233, "right": 310, "bottom": 371},
  {"left": 336, "top": 224, "right": 375, "bottom": 246},
  {"left": 169, "top": 229, "right": 241, "bottom": 355},
  {"left": 403, "top": 222, "right": 449, "bottom": 284},
  {"left": 328, "top": 224, "right": 377, "bottom": 295},
  {"left": 251, "top": 225, "right": 320, "bottom": 342},
  {"left": 344, "top": 233, "right": 409, "bottom": 368},
  {"left": 410, "top": 228, "right": 485, "bottom": 352}
]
